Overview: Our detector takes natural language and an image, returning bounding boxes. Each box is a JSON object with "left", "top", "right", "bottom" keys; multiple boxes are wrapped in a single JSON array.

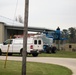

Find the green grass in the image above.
[
  {"left": 0, "top": 60, "right": 72, "bottom": 75},
  {"left": 38, "top": 51, "right": 76, "bottom": 58},
  {"left": 12, "top": 50, "right": 76, "bottom": 58},
  {"left": 3, "top": 50, "right": 76, "bottom": 58},
  {"left": 27, "top": 50, "right": 76, "bottom": 58}
]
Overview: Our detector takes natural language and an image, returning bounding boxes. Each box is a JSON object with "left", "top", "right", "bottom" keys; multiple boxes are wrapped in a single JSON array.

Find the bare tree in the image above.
[{"left": 15, "top": 15, "right": 24, "bottom": 23}]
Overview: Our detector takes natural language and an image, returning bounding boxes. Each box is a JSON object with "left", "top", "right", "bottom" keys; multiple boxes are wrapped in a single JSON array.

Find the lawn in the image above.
[
  {"left": 38, "top": 51, "right": 76, "bottom": 58},
  {"left": 11, "top": 50, "right": 76, "bottom": 58},
  {"left": 2, "top": 50, "right": 76, "bottom": 58},
  {"left": 27, "top": 50, "right": 76, "bottom": 58},
  {"left": 0, "top": 60, "right": 72, "bottom": 75}
]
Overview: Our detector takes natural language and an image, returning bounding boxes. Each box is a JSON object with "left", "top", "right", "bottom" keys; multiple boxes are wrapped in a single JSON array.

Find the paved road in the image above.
[{"left": 0, "top": 56, "right": 76, "bottom": 75}]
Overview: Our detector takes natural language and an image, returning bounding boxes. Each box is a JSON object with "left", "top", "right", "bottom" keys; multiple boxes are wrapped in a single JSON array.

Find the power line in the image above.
[{"left": 13, "top": 0, "right": 18, "bottom": 24}]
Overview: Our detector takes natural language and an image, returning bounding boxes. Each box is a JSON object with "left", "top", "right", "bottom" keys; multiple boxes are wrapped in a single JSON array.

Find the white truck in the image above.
[{"left": 0, "top": 37, "right": 43, "bottom": 57}]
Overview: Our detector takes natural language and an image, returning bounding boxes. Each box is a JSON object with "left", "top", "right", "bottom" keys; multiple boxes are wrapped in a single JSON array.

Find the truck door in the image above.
[
  {"left": 33, "top": 38, "right": 43, "bottom": 50},
  {"left": 12, "top": 39, "right": 23, "bottom": 53},
  {"left": 1, "top": 39, "right": 13, "bottom": 52},
  {"left": 34, "top": 39, "right": 37, "bottom": 49},
  {"left": 38, "top": 39, "right": 43, "bottom": 50}
]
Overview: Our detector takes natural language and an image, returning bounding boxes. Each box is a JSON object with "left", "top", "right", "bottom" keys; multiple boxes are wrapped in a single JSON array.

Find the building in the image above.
[{"left": 0, "top": 16, "right": 53, "bottom": 43}]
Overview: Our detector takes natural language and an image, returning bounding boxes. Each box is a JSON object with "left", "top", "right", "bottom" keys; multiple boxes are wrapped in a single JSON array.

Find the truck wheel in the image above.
[
  {"left": 0, "top": 49, "right": 2, "bottom": 55},
  {"left": 49, "top": 50, "right": 52, "bottom": 54},
  {"left": 32, "top": 53, "right": 38, "bottom": 57},
  {"left": 52, "top": 47, "right": 57, "bottom": 53},
  {"left": 46, "top": 47, "right": 49, "bottom": 53},
  {"left": 46, "top": 47, "right": 51, "bottom": 53},
  {"left": 8, "top": 53, "right": 12, "bottom": 56},
  {"left": 20, "top": 49, "right": 23, "bottom": 56}
]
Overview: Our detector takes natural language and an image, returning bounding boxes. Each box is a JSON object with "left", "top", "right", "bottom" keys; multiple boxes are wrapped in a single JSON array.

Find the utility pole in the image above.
[{"left": 22, "top": 0, "right": 29, "bottom": 75}]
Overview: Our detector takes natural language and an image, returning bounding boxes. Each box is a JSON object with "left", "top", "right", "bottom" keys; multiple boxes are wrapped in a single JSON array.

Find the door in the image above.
[
  {"left": 33, "top": 38, "right": 43, "bottom": 50},
  {"left": 37, "top": 39, "right": 43, "bottom": 50},
  {"left": 12, "top": 39, "right": 23, "bottom": 53},
  {"left": 34, "top": 39, "right": 38, "bottom": 49}
]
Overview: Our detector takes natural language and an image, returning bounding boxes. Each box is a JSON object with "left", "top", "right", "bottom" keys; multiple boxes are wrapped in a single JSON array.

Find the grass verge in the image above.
[
  {"left": 2, "top": 50, "right": 76, "bottom": 58},
  {"left": 0, "top": 60, "right": 72, "bottom": 75},
  {"left": 38, "top": 50, "right": 76, "bottom": 58}
]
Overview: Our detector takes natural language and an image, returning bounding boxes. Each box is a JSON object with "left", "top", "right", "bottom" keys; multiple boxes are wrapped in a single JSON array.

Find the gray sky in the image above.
[{"left": 0, "top": 0, "right": 76, "bottom": 30}]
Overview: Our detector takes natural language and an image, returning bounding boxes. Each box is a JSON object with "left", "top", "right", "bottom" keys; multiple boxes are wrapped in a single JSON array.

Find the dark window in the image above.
[
  {"left": 4, "top": 39, "right": 12, "bottom": 45},
  {"left": 69, "top": 45, "right": 72, "bottom": 48},
  {"left": 38, "top": 40, "right": 41, "bottom": 44},
  {"left": 34, "top": 40, "right": 37, "bottom": 44}
]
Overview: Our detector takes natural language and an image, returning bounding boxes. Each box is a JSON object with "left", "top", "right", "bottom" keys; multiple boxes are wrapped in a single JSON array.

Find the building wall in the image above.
[{"left": 0, "top": 23, "right": 4, "bottom": 43}]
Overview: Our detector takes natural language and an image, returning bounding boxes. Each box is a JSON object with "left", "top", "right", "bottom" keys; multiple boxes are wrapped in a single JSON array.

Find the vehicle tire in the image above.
[
  {"left": 46, "top": 47, "right": 50, "bottom": 53},
  {"left": 8, "top": 53, "right": 12, "bottom": 56},
  {"left": 46, "top": 47, "right": 52, "bottom": 53},
  {"left": 20, "top": 49, "right": 23, "bottom": 56},
  {"left": 0, "top": 49, "right": 2, "bottom": 55},
  {"left": 49, "top": 50, "right": 52, "bottom": 53},
  {"left": 48, "top": 47, "right": 52, "bottom": 53},
  {"left": 52, "top": 47, "right": 57, "bottom": 53},
  {"left": 32, "top": 53, "right": 38, "bottom": 57}
]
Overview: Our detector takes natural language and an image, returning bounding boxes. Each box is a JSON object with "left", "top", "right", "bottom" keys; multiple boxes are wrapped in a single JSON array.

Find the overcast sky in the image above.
[{"left": 0, "top": 0, "right": 76, "bottom": 30}]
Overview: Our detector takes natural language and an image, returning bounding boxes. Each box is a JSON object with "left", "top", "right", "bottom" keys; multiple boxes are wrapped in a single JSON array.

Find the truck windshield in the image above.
[{"left": 4, "top": 39, "right": 12, "bottom": 45}]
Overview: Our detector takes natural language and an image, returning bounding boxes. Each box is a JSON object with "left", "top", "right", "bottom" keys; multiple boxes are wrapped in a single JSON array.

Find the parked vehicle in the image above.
[
  {"left": 43, "top": 44, "right": 57, "bottom": 53},
  {"left": 0, "top": 36, "right": 43, "bottom": 57},
  {"left": 40, "top": 34, "right": 57, "bottom": 53}
]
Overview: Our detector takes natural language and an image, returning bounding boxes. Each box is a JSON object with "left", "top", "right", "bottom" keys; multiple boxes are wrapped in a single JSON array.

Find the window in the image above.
[
  {"left": 4, "top": 39, "right": 12, "bottom": 45},
  {"left": 34, "top": 40, "right": 37, "bottom": 44},
  {"left": 38, "top": 40, "right": 41, "bottom": 44}
]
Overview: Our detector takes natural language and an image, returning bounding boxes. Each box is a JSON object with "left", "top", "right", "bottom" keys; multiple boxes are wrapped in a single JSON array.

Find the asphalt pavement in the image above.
[{"left": 0, "top": 56, "right": 76, "bottom": 75}]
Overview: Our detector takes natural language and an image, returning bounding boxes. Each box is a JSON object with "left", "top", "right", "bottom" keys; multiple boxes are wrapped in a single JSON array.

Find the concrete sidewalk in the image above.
[{"left": 0, "top": 56, "right": 76, "bottom": 75}]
